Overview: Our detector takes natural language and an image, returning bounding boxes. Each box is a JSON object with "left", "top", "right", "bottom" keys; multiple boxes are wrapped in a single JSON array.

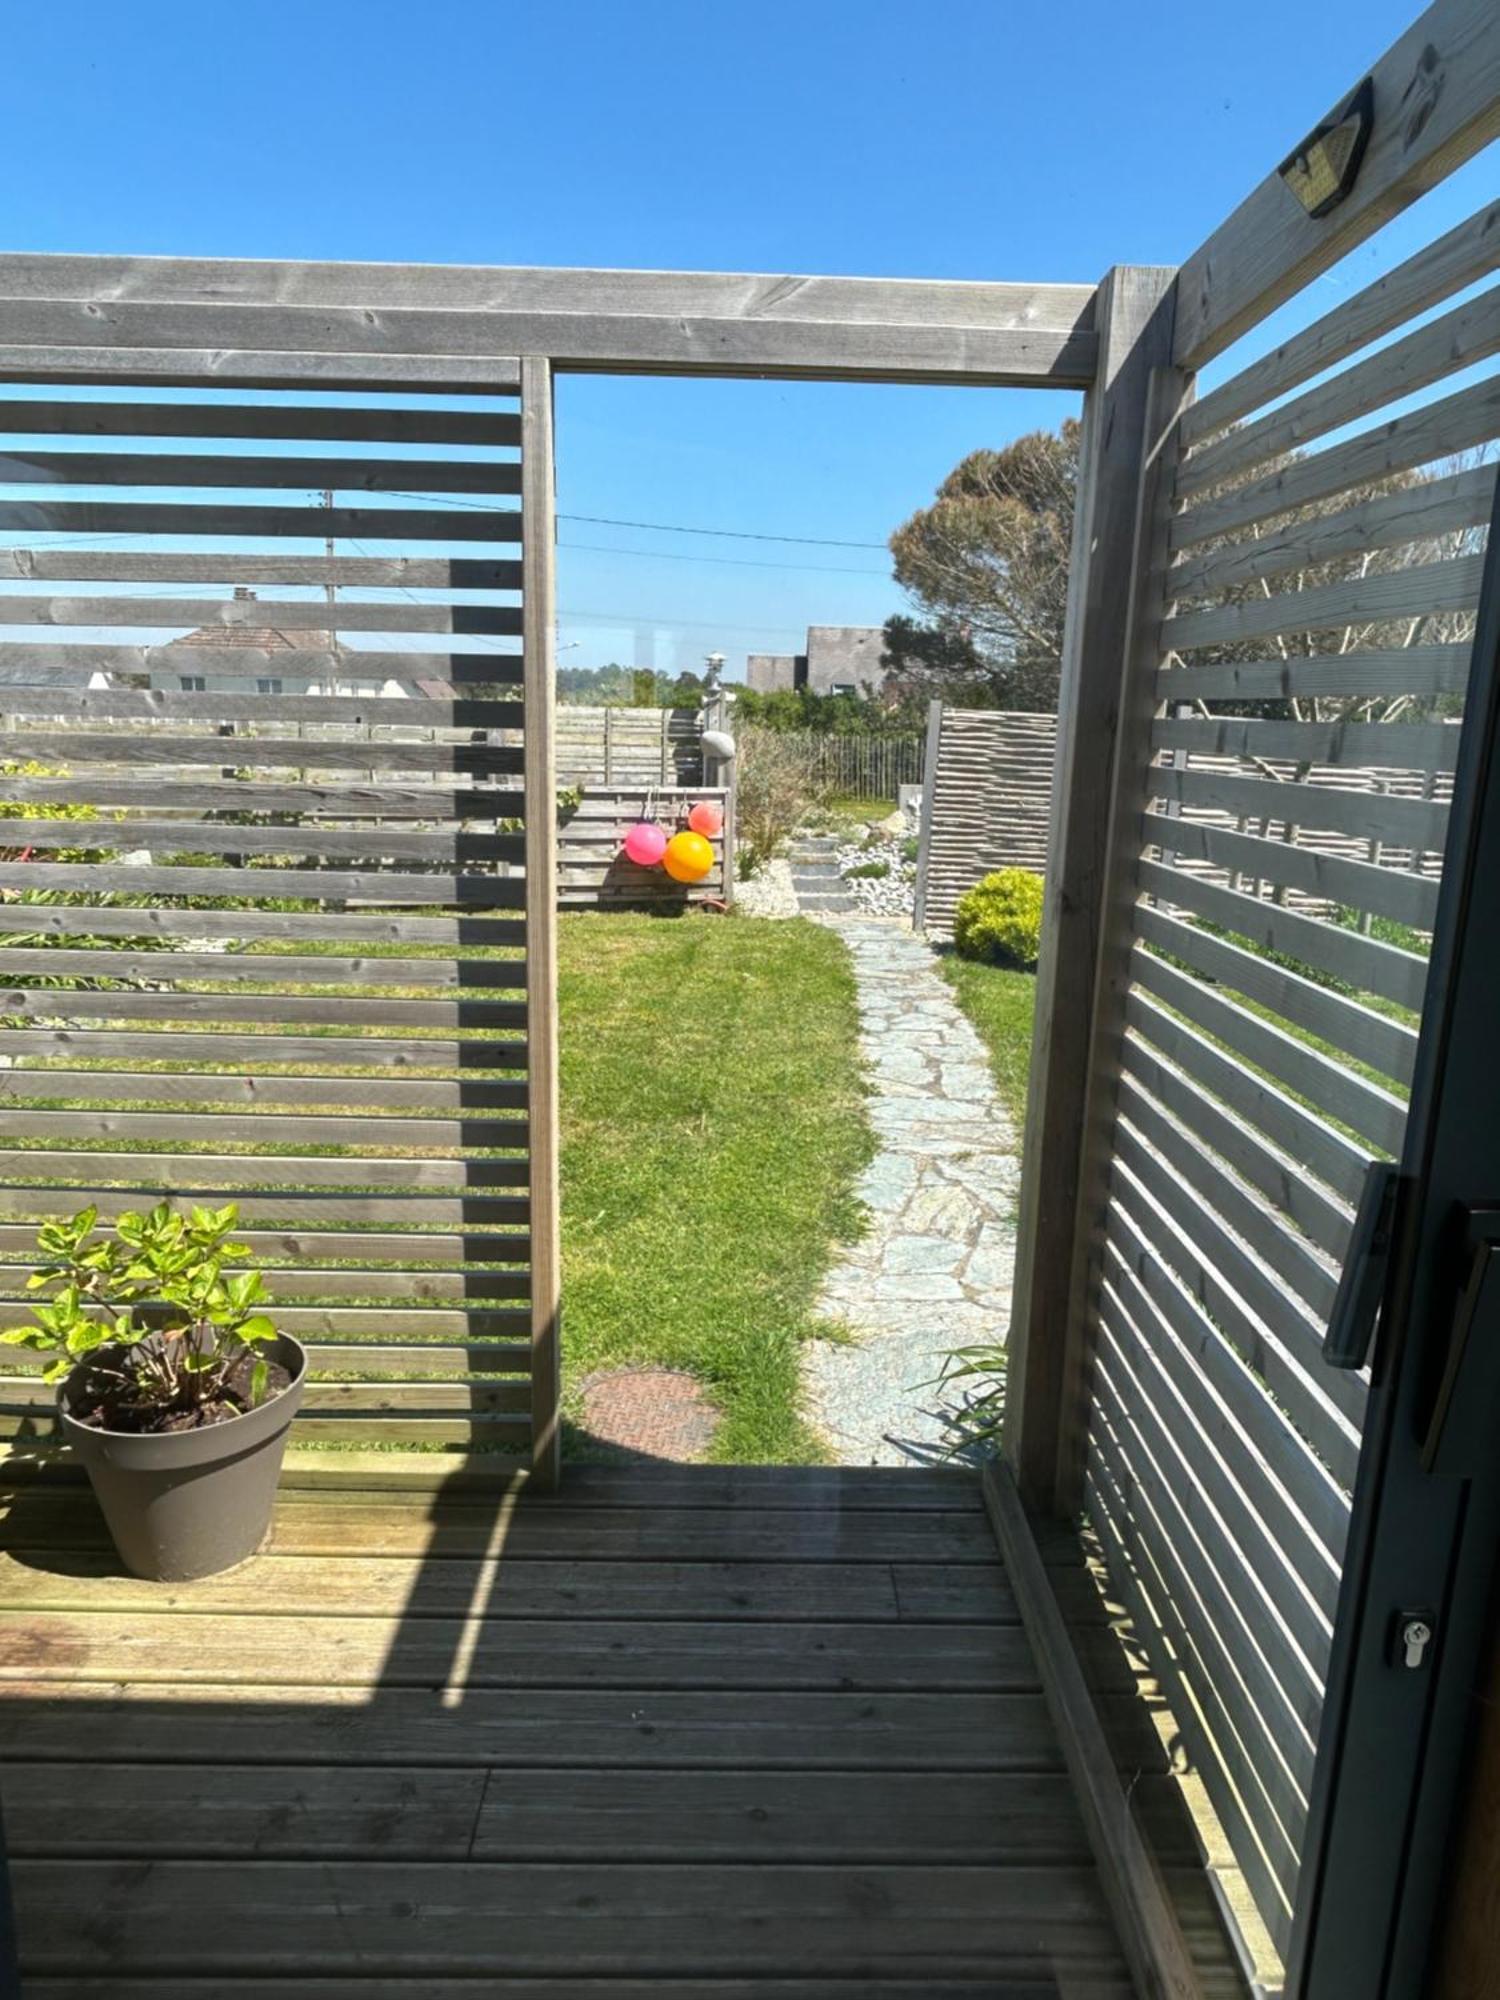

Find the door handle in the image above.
[
  {"left": 1422, "top": 1211, "right": 1500, "bottom": 1478},
  {"left": 1324, "top": 1161, "right": 1401, "bottom": 1370}
]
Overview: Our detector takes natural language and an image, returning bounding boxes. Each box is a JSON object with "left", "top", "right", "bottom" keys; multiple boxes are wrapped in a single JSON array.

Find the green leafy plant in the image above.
[
  {"left": 845, "top": 859, "right": 891, "bottom": 880},
  {"left": 953, "top": 868, "right": 1045, "bottom": 968},
  {"left": 2, "top": 1201, "right": 281, "bottom": 1427}
]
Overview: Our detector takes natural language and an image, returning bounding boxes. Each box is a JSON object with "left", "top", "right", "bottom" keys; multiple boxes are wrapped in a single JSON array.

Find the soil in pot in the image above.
[{"left": 66, "top": 1342, "right": 293, "bottom": 1435}]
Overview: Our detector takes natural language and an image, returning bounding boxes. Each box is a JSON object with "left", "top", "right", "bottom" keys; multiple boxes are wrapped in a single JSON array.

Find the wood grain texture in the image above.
[
  {"left": 916, "top": 708, "right": 1057, "bottom": 935},
  {"left": 1182, "top": 197, "right": 1500, "bottom": 444},
  {"left": 1177, "top": 287, "right": 1500, "bottom": 496},
  {"left": 982, "top": 1462, "right": 1204, "bottom": 2000},
  {"left": 1172, "top": 0, "right": 1500, "bottom": 368},
  {"left": 0, "top": 258, "right": 1101, "bottom": 384},
  {"left": 1004, "top": 265, "right": 1178, "bottom": 1512},
  {"left": 1170, "top": 374, "right": 1500, "bottom": 552},
  {"left": 520, "top": 357, "right": 561, "bottom": 1488},
  {"left": 6, "top": 1859, "right": 1122, "bottom": 1977},
  {"left": 0, "top": 1467, "right": 1191, "bottom": 1993}
]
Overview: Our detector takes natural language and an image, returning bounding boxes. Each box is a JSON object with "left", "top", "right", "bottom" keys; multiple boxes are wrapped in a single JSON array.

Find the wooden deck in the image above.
[{"left": 0, "top": 1463, "right": 1238, "bottom": 1996}]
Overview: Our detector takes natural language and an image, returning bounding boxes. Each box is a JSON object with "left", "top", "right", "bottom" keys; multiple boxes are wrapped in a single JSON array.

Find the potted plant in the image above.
[{"left": 1, "top": 1201, "right": 305, "bottom": 1580}]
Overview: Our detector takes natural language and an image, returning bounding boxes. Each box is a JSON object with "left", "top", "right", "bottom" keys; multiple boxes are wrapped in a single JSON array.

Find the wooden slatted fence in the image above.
[
  {"left": 914, "top": 706, "right": 1058, "bottom": 934},
  {"left": 554, "top": 705, "right": 704, "bottom": 786},
  {"left": 1077, "top": 181, "right": 1497, "bottom": 1966},
  {"left": 777, "top": 730, "right": 926, "bottom": 800},
  {"left": 558, "top": 786, "right": 731, "bottom": 906},
  {"left": 0, "top": 368, "right": 562, "bottom": 1480}
]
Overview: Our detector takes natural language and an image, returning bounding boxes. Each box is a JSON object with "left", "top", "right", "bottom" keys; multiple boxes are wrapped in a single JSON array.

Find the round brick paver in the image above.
[{"left": 580, "top": 1366, "right": 722, "bottom": 1462}]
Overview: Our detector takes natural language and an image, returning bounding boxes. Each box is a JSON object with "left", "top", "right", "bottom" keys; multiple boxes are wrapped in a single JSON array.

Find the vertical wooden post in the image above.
[
  {"left": 521, "top": 356, "right": 562, "bottom": 1491},
  {"left": 1002, "top": 266, "right": 1180, "bottom": 1516},
  {"left": 913, "top": 697, "right": 944, "bottom": 932}
]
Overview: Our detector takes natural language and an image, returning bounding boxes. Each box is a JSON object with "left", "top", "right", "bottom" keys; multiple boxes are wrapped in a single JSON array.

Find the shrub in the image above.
[
  {"left": 845, "top": 859, "right": 890, "bottom": 880},
  {"left": 735, "top": 725, "right": 829, "bottom": 872},
  {"left": 3, "top": 1201, "right": 281, "bottom": 1430},
  {"left": 953, "top": 868, "right": 1044, "bottom": 968}
]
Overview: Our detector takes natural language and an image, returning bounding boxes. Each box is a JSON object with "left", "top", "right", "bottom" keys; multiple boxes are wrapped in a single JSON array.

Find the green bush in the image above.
[
  {"left": 845, "top": 859, "right": 890, "bottom": 880},
  {"left": 952, "top": 868, "right": 1044, "bottom": 968}
]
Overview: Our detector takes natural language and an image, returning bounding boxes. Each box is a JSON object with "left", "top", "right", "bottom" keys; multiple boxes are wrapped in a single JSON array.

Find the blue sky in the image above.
[{"left": 1, "top": 0, "right": 1477, "bottom": 676}]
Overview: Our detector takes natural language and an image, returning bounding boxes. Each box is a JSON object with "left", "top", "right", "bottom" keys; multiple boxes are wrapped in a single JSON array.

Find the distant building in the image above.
[
  {"left": 745, "top": 625, "right": 886, "bottom": 699},
  {"left": 159, "top": 588, "right": 453, "bottom": 699}
]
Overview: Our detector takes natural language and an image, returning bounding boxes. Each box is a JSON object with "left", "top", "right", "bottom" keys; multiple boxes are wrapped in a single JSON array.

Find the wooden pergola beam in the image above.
[{"left": 0, "top": 256, "right": 1099, "bottom": 388}]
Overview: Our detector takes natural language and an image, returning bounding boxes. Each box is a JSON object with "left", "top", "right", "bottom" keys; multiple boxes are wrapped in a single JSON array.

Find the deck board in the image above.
[{"left": 0, "top": 1464, "right": 1139, "bottom": 1990}]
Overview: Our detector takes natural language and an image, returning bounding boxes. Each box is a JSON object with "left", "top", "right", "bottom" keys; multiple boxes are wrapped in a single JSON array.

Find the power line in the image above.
[
  {"left": 561, "top": 511, "right": 887, "bottom": 550},
  {"left": 383, "top": 489, "right": 888, "bottom": 551}
]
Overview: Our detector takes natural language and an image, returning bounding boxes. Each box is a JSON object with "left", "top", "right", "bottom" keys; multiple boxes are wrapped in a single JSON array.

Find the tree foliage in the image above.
[
  {"left": 731, "top": 685, "right": 923, "bottom": 734},
  {"left": 882, "top": 417, "right": 1484, "bottom": 730},
  {"left": 557, "top": 663, "right": 706, "bottom": 707},
  {"left": 883, "top": 423, "right": 1079, "bottom": 712}
]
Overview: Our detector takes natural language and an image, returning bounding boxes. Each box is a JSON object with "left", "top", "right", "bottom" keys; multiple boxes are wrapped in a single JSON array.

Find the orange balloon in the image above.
[
  {"left": 662, "top": 829, "right": 714, "bottom": 883},
  {"left": 687, "top": 800, "right": 724, "bottom": 837}
]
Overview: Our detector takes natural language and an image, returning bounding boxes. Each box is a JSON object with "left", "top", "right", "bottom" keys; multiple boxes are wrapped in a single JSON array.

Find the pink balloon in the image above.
[{"left": 622, "top": 821, "right": 667, "bottom": 867}]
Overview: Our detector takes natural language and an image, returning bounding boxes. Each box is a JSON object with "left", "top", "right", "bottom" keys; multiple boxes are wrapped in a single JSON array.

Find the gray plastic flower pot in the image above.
[{"left": 57, "top": 1332, "right": 307, "bottom": 1581}]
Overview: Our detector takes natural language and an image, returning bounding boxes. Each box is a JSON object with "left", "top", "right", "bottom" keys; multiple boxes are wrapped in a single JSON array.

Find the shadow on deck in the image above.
[{"left": 0, "top": 1460, "right": 1245, "bottom": 1996}]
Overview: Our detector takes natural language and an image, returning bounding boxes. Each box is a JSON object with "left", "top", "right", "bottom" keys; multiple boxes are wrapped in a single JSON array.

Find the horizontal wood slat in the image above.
[
  {"left": 1171, "top": 3, "right": 1500, "bottom": 372},
  {"left": 0, "top": 398, "right": 521, "bottom": 444},
  {"left": 1170, "top": 375, "right": 1500, "bottom": 552},
  {"left": 1144, "top": 816, "right": 1442, "bottom": 931},
  {"left": 5, "top": 732, "right": 526, "bottom": 774},
  {"left": 1181, "top": 198, "right": 1500, "bottom": 445},
  {"left": 1136, "top": 850, "right": 1432, "bottom": 1008},
  {"left": 1103, "top": 1193, "right": 1351, "bottom": 1561},
  {"left": 1177, "top": 286, "right": 1500, "bottom": 496},
  {"left": 0, "top": 672, "right": 524, "bottom": 714},
  {"left": 0, "top": 549, "right": 524, "bottom": 588},
  {"left": 1153, "top": 715, "right": 1461, "bottom": 772},
  {"left": 1157, "top": 641, "right": 1474, "bottom": 704},
  {"left": 0, "top": 501, "right": 522, "bottom": 541},
  {"left": 1133, "top": 901, "right": 1418, "bottom": 1087},
  {"left": 1161, "top": 553, "right": 1485, "bottom": 655},
  {"left": 0, "top": 596, "right": 524, "bottom": 634},
  {"left": 0, "top": 371, "right": 542, "bottom": 1449},
  {"left": 1149, "top": 761, "right": 1451, "bottom": 854},
  {"left": 0, "top": 905, "right": 526, "bottom": 945},
  {"left": 916, "top": 707, "right": 1056, "bottom": 935},
  {"left": 1168, "top": 465, "right": 1496, "bottom": 602},
  {"left": 1091, "top": 137, "right": 1498, "bottom": 1966},
  {"left": 0, "top": 451, "right": 521, "bottom": 493}
]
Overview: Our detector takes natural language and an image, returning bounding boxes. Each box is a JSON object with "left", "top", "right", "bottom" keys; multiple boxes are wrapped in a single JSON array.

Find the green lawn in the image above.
[
  {"left": 937, "top": 953, "right": 1037, "bottom": 1133},
  {"left": 558, "top": 910, "right": 874, "bottom": 1462}
]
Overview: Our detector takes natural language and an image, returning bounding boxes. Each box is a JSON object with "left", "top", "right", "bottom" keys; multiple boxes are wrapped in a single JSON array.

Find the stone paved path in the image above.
[{"left": 804, "top": 917, "right": 1020, "bottom": 1465}]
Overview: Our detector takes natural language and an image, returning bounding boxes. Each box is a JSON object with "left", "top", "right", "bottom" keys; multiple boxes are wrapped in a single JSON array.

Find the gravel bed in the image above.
[
  {"left": 835, "top": 835, "right": 917, "bottom": 918},
  {"left": 733, "top": 855, "right": 799, "bottom": 918}
]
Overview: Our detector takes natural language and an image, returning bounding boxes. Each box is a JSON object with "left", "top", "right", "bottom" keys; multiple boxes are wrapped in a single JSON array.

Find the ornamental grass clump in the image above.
[
  {"left": 4, "top": 1200, "right": 287, "bottom": 1433},
  {"left": 952, "top": 868, "right": 1045, "bottom": 969}
]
